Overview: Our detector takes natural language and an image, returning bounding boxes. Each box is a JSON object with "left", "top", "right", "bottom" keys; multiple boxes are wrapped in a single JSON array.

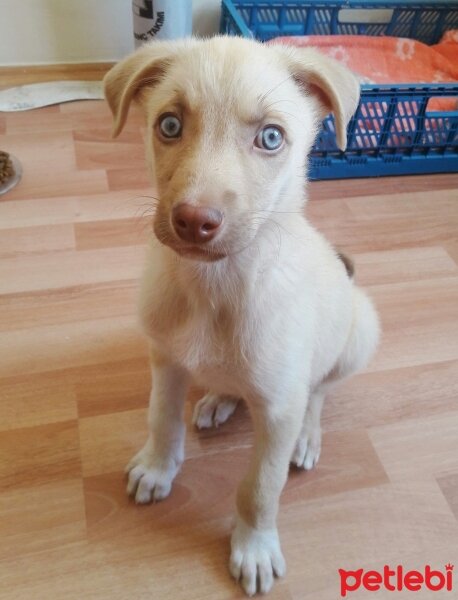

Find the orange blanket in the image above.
[{"left": 272, "top": 31, "right": 458, "bottom": 111}]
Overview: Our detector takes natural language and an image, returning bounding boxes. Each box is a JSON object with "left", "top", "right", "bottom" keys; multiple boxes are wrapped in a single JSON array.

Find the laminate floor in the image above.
[{"left": 1, "top": 96, "right": 457, "bottom": 599}]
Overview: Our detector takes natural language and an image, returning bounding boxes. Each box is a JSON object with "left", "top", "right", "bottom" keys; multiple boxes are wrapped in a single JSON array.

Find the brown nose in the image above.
[{"left": 172, "top": 203, "right": 223, "bottom": 244}]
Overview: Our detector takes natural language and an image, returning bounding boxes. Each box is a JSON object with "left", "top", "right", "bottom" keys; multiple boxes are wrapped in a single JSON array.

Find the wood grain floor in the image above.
[{"left": 1, "top": 97, "right": 458, "bottom": 600}]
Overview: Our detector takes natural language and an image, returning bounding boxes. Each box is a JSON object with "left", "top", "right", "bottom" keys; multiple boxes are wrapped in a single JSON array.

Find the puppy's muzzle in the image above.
[{"left": 172, "top": 203, "right": 223, "bottom": 244}]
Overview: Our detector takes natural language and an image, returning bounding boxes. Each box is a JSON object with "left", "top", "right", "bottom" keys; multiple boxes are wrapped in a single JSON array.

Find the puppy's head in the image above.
[{"left": 104, "top": 37, "right": 359, "bottom": 261}]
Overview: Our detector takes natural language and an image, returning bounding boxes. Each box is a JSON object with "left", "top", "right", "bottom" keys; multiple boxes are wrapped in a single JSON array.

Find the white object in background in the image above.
[
  {"left": 132, "top": 0, "right": 192, "bottom": 47},
  {"left": 0, "top": 81, "right": 104, "bottom": 112}
]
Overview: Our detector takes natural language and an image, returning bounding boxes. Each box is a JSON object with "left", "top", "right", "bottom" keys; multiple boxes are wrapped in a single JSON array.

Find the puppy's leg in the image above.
[
  {"left": 230, "top": 395, "right": 305, "bottom": 595},
  {"left": 334, "top": 286, "right": 380, "bottom": 380},
  {"left": 291, "top": 386, "right": 326, "bottom": 471},
  {"left": 126, "top": 352, "right": 189, "bottom": 504},
  {"left": 192, "top": 393, "right": 239, "bottom": 429},
  {"left": 292, "top": 287, "right": 379, "bottom": 472}
]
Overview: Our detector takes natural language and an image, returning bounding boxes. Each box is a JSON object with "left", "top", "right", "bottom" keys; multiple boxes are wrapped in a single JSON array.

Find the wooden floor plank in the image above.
[
  {"left": 0, "top": 223, "right": 76, "bottom": 259},
  {"left": 0, "top": 370, "right": 77, "bottom": 431},
  {"left": 0, "top": 316, "right": 147, "bottom": 378},
  {"left": 0, "top": 63, "right": 113, "bottom": 87},
  {"left": 0, "top": 420, "right": 81, "bottom": 490},
  {"left": 0, "top": 281, "right": 138, "bottom": 332},
  {"left": 0, "top": 245, "right": 144, "bottom": 294},
  {"left": 0, "top": 479, "right": 86, "bottom": 561},
  {"left": 74, "top": 217, "right": 150, "bottom": 250}
]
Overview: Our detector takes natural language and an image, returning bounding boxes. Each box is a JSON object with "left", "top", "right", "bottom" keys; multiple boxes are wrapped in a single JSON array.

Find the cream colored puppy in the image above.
[{"left": 104, "top": 36, "right": 380, "bottom": 596}]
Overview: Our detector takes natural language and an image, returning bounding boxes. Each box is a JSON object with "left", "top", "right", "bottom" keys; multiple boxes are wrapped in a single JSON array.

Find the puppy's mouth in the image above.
[{"left": 171, "top": 244, "right": 227, "bottom": 262}]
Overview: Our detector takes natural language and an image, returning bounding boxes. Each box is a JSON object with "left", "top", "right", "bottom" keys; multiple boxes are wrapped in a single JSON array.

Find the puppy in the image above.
[{"left": 104, "top": 36, "right": 380, "bottom": 596}]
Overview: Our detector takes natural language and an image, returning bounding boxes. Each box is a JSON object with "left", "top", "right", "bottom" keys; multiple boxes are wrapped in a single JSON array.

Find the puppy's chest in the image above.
[{"left": 151, "top": 301, "right": 250, "bottom": 393}]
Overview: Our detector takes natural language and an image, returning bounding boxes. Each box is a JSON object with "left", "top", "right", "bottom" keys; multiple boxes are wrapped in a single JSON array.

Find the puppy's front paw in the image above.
[
  {"left": 230, "top": 518, "right": 286, "bottom": 596},
  {"left": 291, "top": 424, "right": 321, "bottom": 471},
  {"left": 192, "top": 393, "right": 239, "bottom": 429},
  {"left": 125, "top": 444, "right": 181, "bottom": 504}
]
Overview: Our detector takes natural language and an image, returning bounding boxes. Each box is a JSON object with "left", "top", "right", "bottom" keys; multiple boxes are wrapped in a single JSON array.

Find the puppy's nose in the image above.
[{"left": 172, "top": 203, "right": 223, "bottom": 244}]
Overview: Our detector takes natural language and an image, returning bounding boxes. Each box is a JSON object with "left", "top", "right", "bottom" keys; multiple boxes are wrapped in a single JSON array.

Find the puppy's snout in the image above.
[{"left": 172, "top": 203, "right": 223, "bottom": 244}]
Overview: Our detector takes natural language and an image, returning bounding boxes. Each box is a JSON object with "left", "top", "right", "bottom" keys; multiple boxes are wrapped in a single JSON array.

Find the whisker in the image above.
[{"left": 258, "top": 75, "right": 293, "bottom": 105}]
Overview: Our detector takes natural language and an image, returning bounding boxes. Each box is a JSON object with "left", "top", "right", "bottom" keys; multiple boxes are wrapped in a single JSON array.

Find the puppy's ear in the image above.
[
  {"left": 276, "top": 47, "right": 360, "bottom": 151},
  {"left": 103, "top": 42, "right": 174, "bottom": 137}
]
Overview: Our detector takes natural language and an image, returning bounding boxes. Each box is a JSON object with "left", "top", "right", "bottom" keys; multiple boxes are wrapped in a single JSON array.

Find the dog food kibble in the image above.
[{"left": 0, "top": 151, "right": 15, "bottom": 185}]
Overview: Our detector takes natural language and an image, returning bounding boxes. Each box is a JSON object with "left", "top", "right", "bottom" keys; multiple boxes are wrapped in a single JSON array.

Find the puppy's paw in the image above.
[
  {"left": 192, "top": 393, "right": 239, "bottom": 429},
  {"left": 125, "top": 445, "right": 180, "bottom": 504},
  {"left": 291, "top": 424, "right": 321, "bottom": 470},
  {"left": 229, "top": 518, "right": 286, "bottom": 596}
]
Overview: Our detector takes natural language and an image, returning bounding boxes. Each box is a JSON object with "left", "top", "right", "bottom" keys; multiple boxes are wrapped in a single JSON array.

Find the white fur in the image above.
[
  {"left": 230, "top": 517, "right": 286, "bottom": 596},
  {"left": 104, "top": 36, "right": 380, "bottom": 595},
  {"left": 193, "top": 393, "right": 239, "bottom": 429}
]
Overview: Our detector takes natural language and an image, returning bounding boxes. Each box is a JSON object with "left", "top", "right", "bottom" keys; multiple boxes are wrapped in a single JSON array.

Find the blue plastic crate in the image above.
[{"left": 221, "top": 0, "right": 458, "bottom": 179}]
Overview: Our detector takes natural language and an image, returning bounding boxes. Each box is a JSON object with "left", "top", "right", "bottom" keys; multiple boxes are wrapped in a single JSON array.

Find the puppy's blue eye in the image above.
[
  {"left": 159, "top": 114, "right": 182, "bottom": 139},
  {"left": 255, "top": 126, "right": 284, "bottom": 151}
]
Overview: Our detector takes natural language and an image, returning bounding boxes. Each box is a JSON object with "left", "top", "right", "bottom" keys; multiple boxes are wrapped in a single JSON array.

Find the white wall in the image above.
[{"left": 0, "top": 0, "right": 221, "bottom": 66}]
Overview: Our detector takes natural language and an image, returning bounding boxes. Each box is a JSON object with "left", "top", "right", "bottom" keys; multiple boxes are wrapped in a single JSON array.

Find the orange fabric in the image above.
[{"left": 272, "top": 31, "right": 458, "bottom": 111}]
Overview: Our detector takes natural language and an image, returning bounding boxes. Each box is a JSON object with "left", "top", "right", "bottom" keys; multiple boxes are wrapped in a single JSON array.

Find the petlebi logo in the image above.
[{"left": 339, "top": 564, "right": 454, "bottom": 597}]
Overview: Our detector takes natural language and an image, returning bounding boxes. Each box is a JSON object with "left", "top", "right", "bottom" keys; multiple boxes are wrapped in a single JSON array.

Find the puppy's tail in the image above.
[{"left": 337, "top": 251, "right": 355, "bottom": 279}]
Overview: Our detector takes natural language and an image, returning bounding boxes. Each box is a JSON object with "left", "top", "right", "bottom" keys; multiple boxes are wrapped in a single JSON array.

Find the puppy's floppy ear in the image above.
[
  {"left": 276, "top": 47, "right": 360, "bottom": 151},
  {"left": 103, "top": 42, "right": 174, "bottom": 137}
]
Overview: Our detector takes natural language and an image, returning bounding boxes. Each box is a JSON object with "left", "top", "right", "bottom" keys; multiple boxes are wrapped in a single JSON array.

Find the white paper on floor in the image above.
[{"left": 0, "top": 81, "right": 104, "bottom": 112}]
